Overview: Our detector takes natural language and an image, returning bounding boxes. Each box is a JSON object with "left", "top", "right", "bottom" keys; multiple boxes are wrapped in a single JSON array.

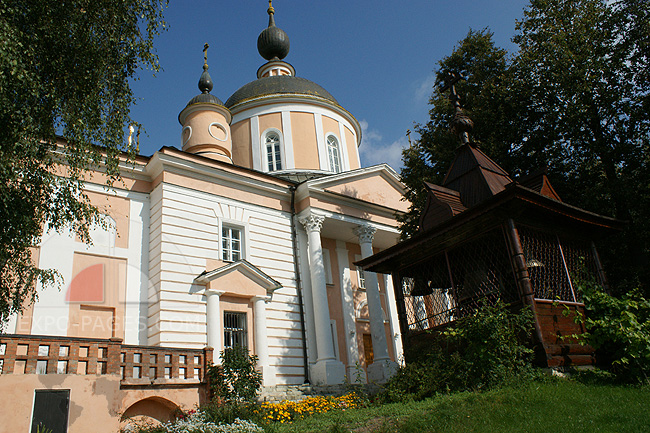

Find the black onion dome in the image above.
[
  {"left": 186, "top": 92, "right": 224, "bottom": 106},
  {"left": 257, "top": 4, "right": 290, "bottom": 60},
  {"left": 225, "top": 75, "right": 338, "bottom": 108},
  {"left": 186, "top": 64, "right": 224, "bottom": 107}
]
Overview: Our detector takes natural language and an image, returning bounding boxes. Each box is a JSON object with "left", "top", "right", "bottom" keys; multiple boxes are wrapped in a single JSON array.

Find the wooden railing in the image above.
[{"left": 0, "top": 334, "right": 213, "bottom": 385}]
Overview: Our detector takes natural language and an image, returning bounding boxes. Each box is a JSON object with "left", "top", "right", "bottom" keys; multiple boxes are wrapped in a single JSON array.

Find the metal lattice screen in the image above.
[
  {"left": 399, "top": 228, "right": 518, "bottom": 333},
  {"left": 519, "top": 227, "right": 600, "bottom": 302}
]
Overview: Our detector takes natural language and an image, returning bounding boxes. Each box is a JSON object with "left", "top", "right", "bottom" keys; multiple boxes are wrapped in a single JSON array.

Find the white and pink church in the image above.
[{"left": 0, "top": 4, "right": 408, "bottom": 431}]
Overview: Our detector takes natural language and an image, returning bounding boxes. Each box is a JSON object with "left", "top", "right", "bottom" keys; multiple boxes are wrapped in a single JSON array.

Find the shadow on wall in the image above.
[{"left": 336, "top": 186, "right": 370, "bottom": 221}]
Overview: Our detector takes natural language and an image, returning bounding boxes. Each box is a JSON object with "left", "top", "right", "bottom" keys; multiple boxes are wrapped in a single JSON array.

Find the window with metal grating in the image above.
[{"left": 223, "top": 312, "right": 247, "bottom": 349}]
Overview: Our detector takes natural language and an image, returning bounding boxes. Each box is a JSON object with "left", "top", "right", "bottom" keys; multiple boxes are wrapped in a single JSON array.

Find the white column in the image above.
[
  {"left": 206, "top": 289, "right": 224, "bottom": 363},
  {"left": 354, "top": 224, "right": 398, "bottom": 383},
  {"left": 335, "top": 240, "right": 365, "bottom": 383},
  {"left": 253, "top": 296, "right": 274, "bottom": 386},
  {"left": 384, "top": 275, "right": 404, "bottom": 365},
  {"left": 299, "top": 213, "right": 345, "bottom": 385}
]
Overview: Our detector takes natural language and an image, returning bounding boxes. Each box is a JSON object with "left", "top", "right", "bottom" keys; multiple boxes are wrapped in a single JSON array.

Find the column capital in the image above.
[
  {"left": 205, "top": 289, "right": 224, "bottom": 297},
  {"left": 299, "top": 213, "right": 325, "bottom": 233},
  {"left": 354, "top": 224, "right": 376, "bottom": 245},
  {"left": 252, "top": 295, "right": 271, "bottom": 303}
]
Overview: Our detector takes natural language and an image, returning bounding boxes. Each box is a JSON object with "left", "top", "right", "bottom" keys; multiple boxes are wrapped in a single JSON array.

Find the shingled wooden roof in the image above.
[{"left": 442, "top": 143, "right": 512, "bottom": 208}]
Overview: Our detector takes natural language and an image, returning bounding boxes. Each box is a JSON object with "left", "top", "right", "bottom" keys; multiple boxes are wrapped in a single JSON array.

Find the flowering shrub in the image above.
[
  {"left": 124, "top": 411, "right": 263, "bottom": 433},
  {"left": 256, "top": 392, "right": 364, "bottom": 423},
  {"left": 207, "top": 347, "right": 262, "bottom": 403}
]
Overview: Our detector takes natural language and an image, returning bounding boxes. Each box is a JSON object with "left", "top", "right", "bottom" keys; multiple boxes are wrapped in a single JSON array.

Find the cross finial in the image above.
[
  {"left": 203, "top": 43, "right": 209, "bottom": 67},
  {"left": 406, "top": 129, "right": 412, "bottom": 146},
  {"left": 268, "top": 0, "right": 274, "bottom": 15},
  {"left": 439, "top": 71, "right": 465, "bottom": 111},
  {"left": 438, "top": 71, "right": 473, "bottom": 145}
]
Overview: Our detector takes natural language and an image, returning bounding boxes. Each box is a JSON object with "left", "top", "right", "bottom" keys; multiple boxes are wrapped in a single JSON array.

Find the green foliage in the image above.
[
  {"left": 201, "top": 401, "right": 262, "bottom": 427},
  {"left": 576, "top": 284, "right": 650, "bottom": 383},
  {"left": 401, "top": 0, "right": 650, "bottom": 294},
  {"left": 207, "top": 347, "right": 263, "bottom": 404},
  {"left": 380, "top": 301, "right": 534, "bottom": 402},
  {"left": 267, "top": 381, "right": 650, "bottom": 433},
  {"left": 399, "top": 29, "right": 513, "bottom": 237},
  {"left": 0, "top": 0, "right": 167, "bottom": 324},
  {"left": 36, "top": 425, "right": 53, "bottom": 433}
]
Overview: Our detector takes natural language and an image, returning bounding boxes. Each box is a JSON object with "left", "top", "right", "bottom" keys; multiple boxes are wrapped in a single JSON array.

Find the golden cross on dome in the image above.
[{"left": 203, "top": 43, "right": 209, "bottom": 66}]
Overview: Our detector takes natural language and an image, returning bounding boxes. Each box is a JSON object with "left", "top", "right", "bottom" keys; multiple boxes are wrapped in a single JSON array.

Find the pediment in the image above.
[
  {"left": 306, "top": 164, "right": 408, "bottom": 212},
  {"left": 195, "top": 260, "right": 281, "bottom": 298}
]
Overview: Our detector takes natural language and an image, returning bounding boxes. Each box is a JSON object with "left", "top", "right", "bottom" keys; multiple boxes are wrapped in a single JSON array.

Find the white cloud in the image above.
[
  {"left": 359, "top": 119, "right": 407, "bottom": 171},
  {"left": 415, "top": 74, "right": 436, "bottom": 102}
]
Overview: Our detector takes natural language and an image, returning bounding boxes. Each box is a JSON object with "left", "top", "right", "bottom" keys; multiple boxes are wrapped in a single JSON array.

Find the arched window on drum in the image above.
[
  {"left": 264, "top": 130, "right": 283, "bottom": 172},
  {"left": 326, "top": 134, "right": 342, "bottom": 173}
]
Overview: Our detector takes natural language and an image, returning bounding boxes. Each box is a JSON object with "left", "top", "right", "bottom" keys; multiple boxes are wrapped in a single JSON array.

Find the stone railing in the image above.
[{"left": 0, "top": 334, "right": 212, "bottom": 385}]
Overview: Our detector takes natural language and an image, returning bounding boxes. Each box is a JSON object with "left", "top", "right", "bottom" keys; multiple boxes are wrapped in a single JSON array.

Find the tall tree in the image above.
[
  {"left": 401, "top": 0, "right": 650, "bottom": 293},
  {"left": 512, "top": 0, "right": 650, "bottom": 292},
  {"left": 399, "top": 29, "right": 514, "bottom": 237},
  {"left": 0, "top": 1, "right": 167, "bottom": 324}
]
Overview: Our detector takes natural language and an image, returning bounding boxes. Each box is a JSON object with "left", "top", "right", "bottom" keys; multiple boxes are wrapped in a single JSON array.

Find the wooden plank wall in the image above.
[{"left": 535, "top": 300, "right": 594, "bottom": 367}]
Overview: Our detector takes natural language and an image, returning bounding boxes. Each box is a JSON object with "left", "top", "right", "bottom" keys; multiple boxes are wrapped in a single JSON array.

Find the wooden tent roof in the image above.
[{"left": 442, "top": 143, "right": 512, "bottom": 208}]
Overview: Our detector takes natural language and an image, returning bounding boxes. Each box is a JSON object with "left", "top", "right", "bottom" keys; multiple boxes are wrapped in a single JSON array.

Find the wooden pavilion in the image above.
[{"left": 357, "top": 75, "right": 623, "bottom": 367}]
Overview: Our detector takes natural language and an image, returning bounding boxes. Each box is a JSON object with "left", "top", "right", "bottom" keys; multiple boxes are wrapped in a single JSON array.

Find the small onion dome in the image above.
[
  {"left": 186, "top": 64, "right": 224, "bottom": 107},
  {"left": 257, "top": 2, "right": 290, "bottom": 61}
]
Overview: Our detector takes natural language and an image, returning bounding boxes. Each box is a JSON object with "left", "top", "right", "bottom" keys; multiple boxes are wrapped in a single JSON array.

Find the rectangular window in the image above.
[
  {"left": 222, "top": 226, "right": 242, "bottom": 261},
  {"left": 223, "top": 312, "right": 247, "bottom": 349},
  {"left": 355, "top": 254, "right": 366, "bottom": 289},
  {"left": 31, "top": 389, "right": 70, "bottom": 433}
]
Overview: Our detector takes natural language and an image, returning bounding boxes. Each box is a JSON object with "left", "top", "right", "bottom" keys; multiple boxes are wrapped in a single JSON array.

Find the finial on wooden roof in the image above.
[{"left": 439, "top": 71, "right": 474, "bottom": 145}]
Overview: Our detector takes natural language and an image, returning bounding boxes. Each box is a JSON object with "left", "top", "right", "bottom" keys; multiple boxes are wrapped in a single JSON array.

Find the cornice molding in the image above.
[{"left": 145, "top": 151, "right": 293, "bottom": 201}]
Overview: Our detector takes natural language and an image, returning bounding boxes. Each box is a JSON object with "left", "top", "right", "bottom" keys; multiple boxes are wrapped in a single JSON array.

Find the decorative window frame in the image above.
[
  {"left": 261, "top": 127, "right": 285, "bottom": 173},
  {"left": 325, "top": 133, "right": 343, "bottom": 173},
  {"left": 218, "top": 218, "right": 250, "bottom": 262}
]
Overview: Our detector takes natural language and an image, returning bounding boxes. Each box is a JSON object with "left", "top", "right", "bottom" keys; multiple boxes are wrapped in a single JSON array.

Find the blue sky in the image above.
[{"left": 129, "top": 1, "right": 529, "bottom": 170}]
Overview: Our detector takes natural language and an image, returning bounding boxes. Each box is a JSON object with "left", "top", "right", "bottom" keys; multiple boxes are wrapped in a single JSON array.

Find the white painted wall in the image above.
[{"left": 147, "top": 182, "right": 305, "bottom": 384}]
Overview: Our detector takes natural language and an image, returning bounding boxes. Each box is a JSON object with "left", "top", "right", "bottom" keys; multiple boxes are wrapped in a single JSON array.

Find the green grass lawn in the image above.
[{"left": 264, "top": 380, "right": 650, "bottom": 433}]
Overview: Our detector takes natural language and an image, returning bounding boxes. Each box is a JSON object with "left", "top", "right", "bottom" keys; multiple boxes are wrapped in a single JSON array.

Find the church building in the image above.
[{"left": 0, "top": 4, "right": 407, "bottom": 431}]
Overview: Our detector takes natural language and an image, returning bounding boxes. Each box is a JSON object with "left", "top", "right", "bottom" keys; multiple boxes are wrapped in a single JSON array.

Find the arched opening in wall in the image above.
[{"left": 120, "top": 397, "right": 180, "bottom": 428}]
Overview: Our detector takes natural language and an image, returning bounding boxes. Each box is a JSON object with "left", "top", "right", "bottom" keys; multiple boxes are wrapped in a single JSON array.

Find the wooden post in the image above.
[{"left": 504, "top": 219, "right": 546, "bottom": 362}]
